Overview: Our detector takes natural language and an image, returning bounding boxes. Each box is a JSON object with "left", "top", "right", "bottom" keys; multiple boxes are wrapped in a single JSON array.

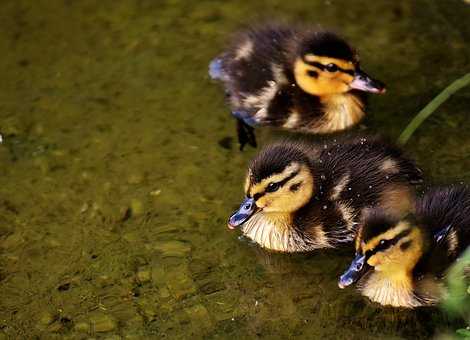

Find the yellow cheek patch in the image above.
[
  {"left": 294, "top": 59, "right": 317, "bottom": 77},
  {"left": 337, "top": 72, "right": 354, "bottom": 83},
  {"left": 294, "top": 57, "right": 354, "bottom": 96},
  {"left": 366, "top": 228, "right": 425, "bottom": 281},
  {"left": 246, "top": 164, "right": 314, "bottom": 213},
  {"left": 259, "top": 170, "right": 313, "bottom": 212},
  {"left": 303, "top": 54, "right": 355, "bottom": 72},
  {"left": 368, "top": 252, "right": 404, "bottom": 269},
  {"left": 257, "top": 190, "right": 290, "bottom": 209},
  {"left": 256, "top": 195, "right": 270, "bottom": 208},
  {"left": 367, "top": 255, "right": 381, "bottom": 267},
  {"left": 400, "top": 228, "right": 424, "bottom": 259}
]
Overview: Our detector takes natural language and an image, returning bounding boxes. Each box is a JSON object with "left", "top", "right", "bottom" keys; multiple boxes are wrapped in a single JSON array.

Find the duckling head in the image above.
[
  {"left": 228, "top": 143, "right": 314, "bottom": 229},
  {"left": 293, "top": 31, "right": 385, "bottom": 97},
  {"left": 338, "top": 209, "right": 426, "bottom": 289}
]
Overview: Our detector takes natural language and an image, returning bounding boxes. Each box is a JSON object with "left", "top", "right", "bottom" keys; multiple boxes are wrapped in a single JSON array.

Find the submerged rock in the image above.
[
  {"left": 185, "top": 304, "right": 212, "bottom": 330},
  {"left": 130, "top": 199, "right": 144, "bottom": 216},
  {"left": 125, "top": 315, "right": 144, "bottom": 328},
  {"left": 103, "top": 335, "right": 121, "bottom": 340},
  {"left": 166, "top": 266, "right": 196, "bottom": 300},
  {"left": 153, "top": 240, "right": 191, "bottom": 257},
  {"left": 127, "top": 173, "right": 144, "bottom": 184},
  {"left": 47, "top": 320, "right": 64, "bottom": 333},
  {"left": 151, "top": 261, "right": 196, "bottom": 300},
  {"left": 73, "top": 321, "right": 90, "bottom": 333},
  {"left": 89, "top": 313, "right": 117, "bottom": 333},
  {"left": 136, "top": 266, "right": 151, "bottom": 283},
  {"left": 1, "top": 233, "right": 25, "bottom": 250},
  {"left": 38, "top": 311, "right": 56, "bottom": 326},
  {"left": 136, "top": 297, "right": 158, "bottom": 321}
]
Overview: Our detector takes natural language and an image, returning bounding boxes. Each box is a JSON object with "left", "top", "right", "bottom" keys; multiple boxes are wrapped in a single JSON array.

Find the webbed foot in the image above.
[{"left": 236, "top": 119, "right": 257, "bottom": 151}]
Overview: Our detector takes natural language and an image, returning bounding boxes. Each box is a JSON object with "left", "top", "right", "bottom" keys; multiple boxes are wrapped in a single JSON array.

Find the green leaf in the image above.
[
  {"left": 398, "top": 73, "right": 470, "bottom": 145},
  {"left": 456, "top": 328, "right": 470, "bottom": 337}
]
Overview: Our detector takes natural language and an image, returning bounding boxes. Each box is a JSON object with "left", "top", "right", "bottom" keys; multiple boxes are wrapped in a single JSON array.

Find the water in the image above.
[{"left": 0, "top": 0, "right": 469, "bottom": 338}]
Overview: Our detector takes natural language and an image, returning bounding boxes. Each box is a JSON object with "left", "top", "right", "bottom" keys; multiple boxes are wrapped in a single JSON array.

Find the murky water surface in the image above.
[{"left": 0, "top": 0, "right": 469, "bottom": 338}]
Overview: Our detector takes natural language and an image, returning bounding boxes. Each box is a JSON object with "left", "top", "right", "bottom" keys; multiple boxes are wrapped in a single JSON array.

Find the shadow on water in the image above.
[{"left": 0, "top": 0, "right": 469, "bottom": 338}]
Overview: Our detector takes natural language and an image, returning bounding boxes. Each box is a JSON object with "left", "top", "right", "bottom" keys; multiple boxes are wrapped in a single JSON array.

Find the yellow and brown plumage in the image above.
[
  {"left": 339, "top": 185, "right": 470, "bottom": 308},
  {"left": 227, "top": 136, "right": 423, "bottom": 252},
  {"left": 209, "top": 24, "right": 385, "bottom": 149}
]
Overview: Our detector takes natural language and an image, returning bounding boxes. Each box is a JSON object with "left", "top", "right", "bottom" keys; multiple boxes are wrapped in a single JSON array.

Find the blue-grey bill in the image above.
[
  {"left": 228, "top": 197, "right": 257, "bottom": 229},
  {"left": 350, "top": 69, "right": 386, "bottom": 94},
  {"left": 338, "top": 253, "right": 367, "bottom": 289}
]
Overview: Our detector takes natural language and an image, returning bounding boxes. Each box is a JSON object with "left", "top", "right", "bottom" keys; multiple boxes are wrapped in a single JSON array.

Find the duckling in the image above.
[
  {"left": 227, "top": 136, "right": 422, "bottom": 252},
  {"left": 209, "top": 24, "right": 385, "bottom": 149},
  {"left": 338, "top": 185, "right": 470, "bottom": 308}
]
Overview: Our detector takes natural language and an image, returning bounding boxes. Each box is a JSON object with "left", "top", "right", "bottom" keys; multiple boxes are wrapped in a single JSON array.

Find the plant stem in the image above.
[{"left": 398, "top": 73, "right": 470, "bottom": 145}]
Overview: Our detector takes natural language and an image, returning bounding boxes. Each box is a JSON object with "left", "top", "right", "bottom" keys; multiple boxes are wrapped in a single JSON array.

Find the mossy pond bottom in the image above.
[{"left": 0, "top": 0, "right": 469, "bottom": 338}]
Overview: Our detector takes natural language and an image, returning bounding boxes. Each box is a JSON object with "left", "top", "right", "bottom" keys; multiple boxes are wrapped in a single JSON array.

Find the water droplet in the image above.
[
  {"left": 323, "top": 205, "right": 328, "bottom": 210},
  {"left": 348, "top": 187, "right": 352, "bottom": 191},
  {"left": 368, "top": 185, "right": 372, "bottom": 189}
]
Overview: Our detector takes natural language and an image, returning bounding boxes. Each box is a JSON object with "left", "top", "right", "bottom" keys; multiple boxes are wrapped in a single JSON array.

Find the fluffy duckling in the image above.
[
  {"left": 338, "top": 186, "right": 470, "bottom": 308},
  {"left": 227, "top": 136, "right": 422, "bottom": 252},
  {"left": 210, "top": 24, "right": 385, "bottom": 149}
]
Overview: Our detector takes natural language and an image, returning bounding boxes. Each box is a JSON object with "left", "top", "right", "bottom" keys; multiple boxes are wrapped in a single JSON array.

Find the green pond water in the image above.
[{"left": 0, "top": 0, "right": 469, "bottom": 338}]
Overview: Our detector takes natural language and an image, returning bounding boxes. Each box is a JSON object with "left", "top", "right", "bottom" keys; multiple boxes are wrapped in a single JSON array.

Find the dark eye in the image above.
[
  {"left": 266, "top": 182, "right": 280, "bottom": 193},
  {"left": 379, "top": 240, "right": 386, "bottom": 246},
  {"left": 325, "top": 63, "right": 338, "bottom": 72}
]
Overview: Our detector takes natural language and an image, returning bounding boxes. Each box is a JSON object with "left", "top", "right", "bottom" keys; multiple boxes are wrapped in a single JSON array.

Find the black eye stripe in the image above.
[
  {"left": 276, "top": 170, "right": 299, "bottom": 188},
  {"left": 306, "top": 61, "right": 326, "bottom": 71},
  {"left": 365, "top": 228, "right": 412, "bottom": 257},
  {"left": 251, "top": 170, "right": 300, "bottom": 202},
  {"left": 303, "top": 60, "right": 354, "bottom": 75}
]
